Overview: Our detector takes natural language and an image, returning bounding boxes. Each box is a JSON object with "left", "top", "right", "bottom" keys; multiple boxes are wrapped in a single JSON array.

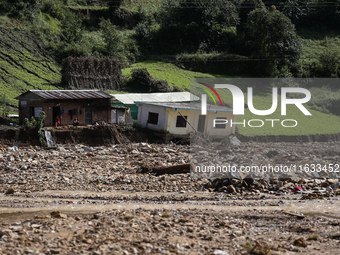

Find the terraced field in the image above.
[{"left": 0, "top": 28, "right": 61, "bottom": 112}]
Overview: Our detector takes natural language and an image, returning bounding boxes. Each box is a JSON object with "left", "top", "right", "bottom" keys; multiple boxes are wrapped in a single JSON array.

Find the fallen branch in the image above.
[
  {"left": 282, "top": 211, "right": 305, "bottom": 219},
  {"left": 145, "top": 163, "right": 192, "bottom": 176}
]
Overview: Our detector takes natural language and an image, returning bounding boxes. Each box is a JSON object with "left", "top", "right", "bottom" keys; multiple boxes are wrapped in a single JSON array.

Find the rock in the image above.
[
  {"left": 50, "top": 211, "right": 67, "bottom": 219},
  {"left": 330, "top": 232, "right": 340, "bottom": 239},
  {"left": 266, "top": 150, "right": 279, "bottom": 158},
  {"left": 93, "top": 213, "right": 100, "bottom": 219},
  {"left": 9, "top": 225, "right": 23, "bottom": 232},
  {"left": 5, "top": 188, "right": 15, "bottom": 195},
  {"left": 243, "top": 175, "right": 254, "bottom": 186},
  {"left": 213, "top": 249, "right": 229, "bottom": 255},
  {"left": 229, "top": 136, "right": 241, "bottom": 146},
  {"left": 331, "top": 182, "right": 340, "bottom": 190},
  {"left": 50, "top": 248, "right": 61, "bottom": 254},
  {"left": 226, "top": 185, "right": 237, "bottom": 194},
  {"left": 310, "top": 172, "right": 320, "bottom": 178},
  {"left": 276, "top": 181, "right": 283, "bottom": 188},
  {"left": 0, "top": 229, "right": 13, "bottom": 238},
  {"left": 31, "top": 224, "right": 42, "bottom": 228}
]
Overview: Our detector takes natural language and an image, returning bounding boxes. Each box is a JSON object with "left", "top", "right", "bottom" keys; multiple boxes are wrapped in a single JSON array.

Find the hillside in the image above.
[
  {"left": 0, "top": 0, "right": 339, "bottom": 136},
  {"left": 0, "top": 27, "right": 61, "bottom": 112}
]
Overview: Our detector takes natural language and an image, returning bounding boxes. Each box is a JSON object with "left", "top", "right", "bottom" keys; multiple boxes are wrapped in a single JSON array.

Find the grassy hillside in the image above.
[
  {"left": 191, "top": 79, "right": 340, "bottom": 136},
  {"left": 0, "top": 0, "right": 339, "bottom": 136},
  {"left": 122, "top": 64, "right": 340, "bottom": 135},
  {"left": 122, "top": 61, "right": 228, "bottom": 90},
  {"left": 0, "top": 27, "right": 61, "bottom": 113},
  {"left": 299, "top": 28, "right": 340, "bottom": 61}
]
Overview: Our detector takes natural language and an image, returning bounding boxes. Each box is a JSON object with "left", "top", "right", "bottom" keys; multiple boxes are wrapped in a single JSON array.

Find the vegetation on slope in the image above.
[
  {"left": 0, "top": 0, "right": 339, "bottom": 136},
  {"left": 0, "top": 27, "right": 61, "bottom": 114},
  {"left": 191, "top": 79, "right": 340, "bottom": 135}
]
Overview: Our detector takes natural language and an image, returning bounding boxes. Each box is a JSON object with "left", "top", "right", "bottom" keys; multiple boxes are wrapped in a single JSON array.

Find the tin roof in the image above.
[
  {"left": 16, "top": 90, "right": 112, "bottom": 100},
  {"left": 111, "top": 92, "right": 200, "bottom": 105},
  {"left": 136, "top": 102, "right": 233, "bottom": 113}
]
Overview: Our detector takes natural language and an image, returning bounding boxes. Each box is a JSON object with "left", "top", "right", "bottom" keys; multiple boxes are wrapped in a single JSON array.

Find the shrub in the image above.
[
  {"left": 23, "top": 111, "right": 47, "bottom": 147},
  {"left": 318, "top": 49, "right": 340, "bottom": 77},
  {"left": 60, "top": 10, "right": 84, "bottom": 43},
  {"left": 124, "top": 68, "right": 172, "bottom": 92},
  {"left": 99, "top": 18, "right": 139, "bottom": 65}
]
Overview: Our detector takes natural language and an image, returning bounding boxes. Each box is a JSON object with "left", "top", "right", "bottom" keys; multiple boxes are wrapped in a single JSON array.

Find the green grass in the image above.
[
  {"left": 67, "top": 6, "right": 108, "bottom": 10},
  {"left": 122, "top": 62, "right": 340, "bottom": 135},
  {"left": 0, "top": 27, "right": 61, "bottom": 114},
  {"left": 191, "top": 79, "right": 340, "bottom": 136},
  {"left": 298, "top": 28, "right": 340, "bottom": 62},
  {"left": 122, "top": 61, "right": 228, "bottom": 90},
  {"left": 121, "top": 0, "right": 163, "bottom": 11}
]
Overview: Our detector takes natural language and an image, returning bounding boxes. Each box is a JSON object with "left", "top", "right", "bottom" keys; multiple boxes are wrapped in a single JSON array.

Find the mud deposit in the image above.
[{"left": 1, "top": 142, "right": 340, "bottom": 254}]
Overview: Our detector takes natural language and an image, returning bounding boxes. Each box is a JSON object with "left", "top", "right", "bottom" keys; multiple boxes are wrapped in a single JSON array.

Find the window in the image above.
[
  {"left": 176, "top": 115, "right": 187, "bottom": 127},
  {"left": 21, "top": 101, "right": 27, "bottom": 107},
  {"left": 215, "top": 117, "right": 227, "bottom": 129},
  {"left": 147, "top": 112, "right": 159, "bottom": 125},
  {"left": 29, "top": 107, "right": 43, "bottom": 118}
]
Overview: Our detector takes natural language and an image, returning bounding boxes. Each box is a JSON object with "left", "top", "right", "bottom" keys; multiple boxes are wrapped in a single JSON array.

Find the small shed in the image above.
[
  {"left": 111, "top": 92, "right": 200, "bottom": 120},
  {"left": 16, "top": 90, "right": 112, "bottom": 126},
  {"left": 111, "top": 105, "right": 133, "bottom": 125},
  {"left": 136, "top": 102, "right": 236, "bottom": 139}
]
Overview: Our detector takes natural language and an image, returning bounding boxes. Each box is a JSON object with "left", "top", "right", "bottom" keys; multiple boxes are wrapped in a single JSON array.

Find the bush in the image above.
[
  {"left": 134, "top": 4, "right": 155, "bottom": 26},
  {"left": 124, "top": 68, "right": 172, "bottom": 92},
  {"left": 23, "top": 111, "right": 47, "bottom": 147},
  {"left": 61, "top": 10, "right": 84, "bottom": 43},
  {"left": 99, "top": 18, "right": 139, "bottom": 65},
  {"left": 9, "top": 0, "right": 43, "bottom": 22},
  {"left": 41, "top": 0, "right": 65, "bottom": 19},
  {"left": 134, "top": 22, "right": 154, "bottom": 52},
  {"left": 308, "top": 87, "right": 340, "bottom": 116},
  {"left": 317, "top": 49, "right": 340, "bottom": 77}
]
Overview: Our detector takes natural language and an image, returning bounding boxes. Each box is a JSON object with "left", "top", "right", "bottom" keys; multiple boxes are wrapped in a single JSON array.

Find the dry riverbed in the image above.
[{"left": 1, "top": 142, "right": 340, "bottom": 254}]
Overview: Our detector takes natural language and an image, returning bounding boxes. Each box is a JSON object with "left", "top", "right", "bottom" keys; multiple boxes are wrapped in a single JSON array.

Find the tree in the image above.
[
  {"left": 0, "top": 94, "right": 10, "bottom": 117},
  {"left": 99, "top": 18, "right": 122, "bottom": 57},
  {"left": 61, "top": 11, "right": 83, "bottom": 44},
  {"left": 244, "top": 5, "right": 302, "bottom": 75},
  {"left": 305, "top": 0, "right": 340, "bottom": 29},
  {"left": 8, "top": 0, "right": 43, "bottom": 21},
  {"left": 262, "top": 0, "right": 314, "bottom": 25},
  {"left": 237, "top": 0, "right": 264, "bottom": 34},
  {"left": 155, "top": 0, "right": 239, "bottom": 53}
]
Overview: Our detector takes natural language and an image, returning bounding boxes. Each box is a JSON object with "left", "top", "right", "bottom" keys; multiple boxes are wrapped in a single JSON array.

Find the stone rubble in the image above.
[{"left": 0, "top": 141, "right": 340, "bottom": 254}]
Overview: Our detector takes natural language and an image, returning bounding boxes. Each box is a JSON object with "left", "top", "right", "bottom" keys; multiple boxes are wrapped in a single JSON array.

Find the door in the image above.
[
  {"left": 53, "top": 107, "right": 60, "bottom": 126},
  {"left": 85, "top": 106, "right": 92, "bottom": 124},
  {"left": 197, "top": 115, "right": 206, "bottom": 133}
]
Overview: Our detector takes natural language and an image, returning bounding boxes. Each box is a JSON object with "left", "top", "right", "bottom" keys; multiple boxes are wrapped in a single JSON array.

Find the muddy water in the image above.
[
  {"left": 12, "top": 190, "right": 213, "bottom": 198},
  {"left": 1, "top": 200, "right": 339, "bottom": 214},
  {"left": 1, "top": 190, "right": 340, "bottom": 220}
]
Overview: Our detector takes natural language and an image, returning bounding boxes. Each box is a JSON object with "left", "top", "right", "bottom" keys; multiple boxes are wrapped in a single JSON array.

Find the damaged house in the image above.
[
  {"left": 16, "top": 90, "right": 113, "bottom": 126},
  {"left": 136, "top": 102, "right": 237, "bottom": 140},
  {"left": 111, "top": 92, "right": 199, "bottom": 119}
]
